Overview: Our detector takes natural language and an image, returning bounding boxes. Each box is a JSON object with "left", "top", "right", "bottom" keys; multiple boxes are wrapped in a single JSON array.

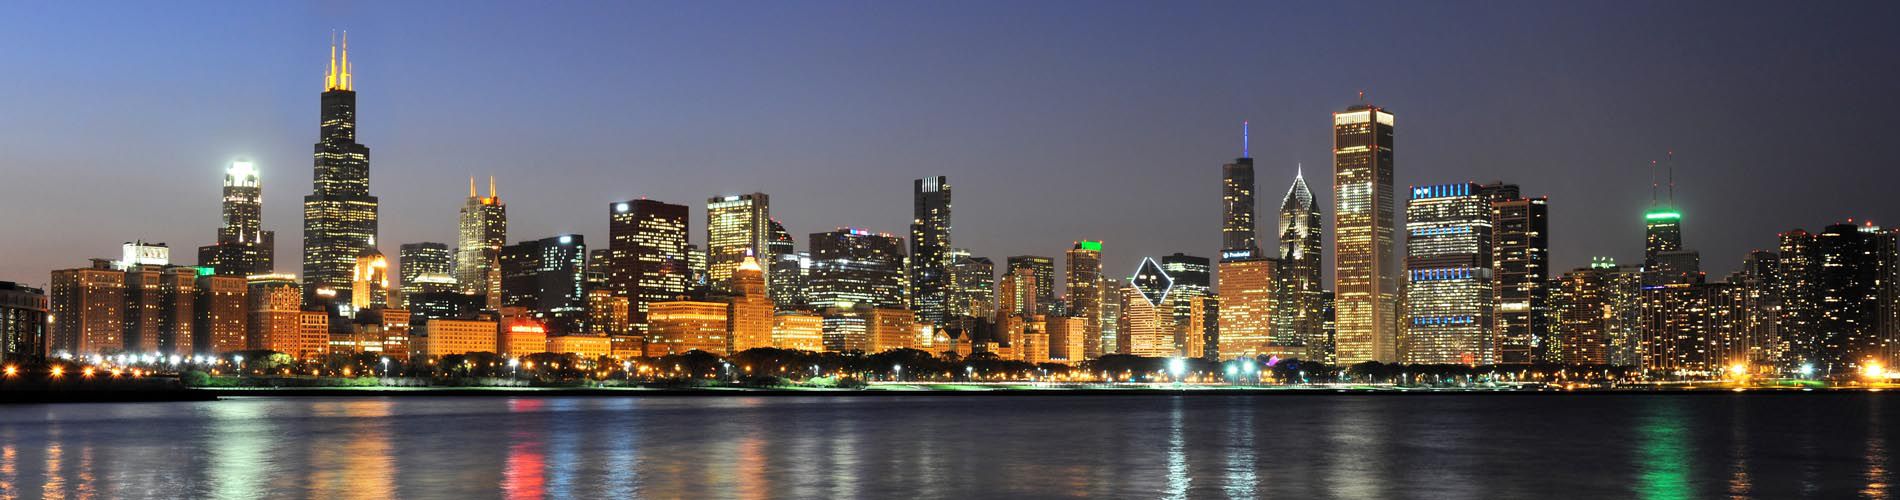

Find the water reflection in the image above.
[
  {"left": 0, "top": 395, "right": 1893, "bottom": 498},
  {"left": 1637, "top": 399, "right": 1693, "bottom": 500}
]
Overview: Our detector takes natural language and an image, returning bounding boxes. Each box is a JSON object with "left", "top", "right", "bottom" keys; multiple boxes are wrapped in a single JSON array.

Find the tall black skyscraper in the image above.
[
  {"left": 301, "top": 33, "right": 378, "bottom": 304},
  {"left": 910, "top": 176, "right": 952, "bottom": 325},
  {"left": 199, "top": 160, "right": 274, "bottom": 276},
  {"left": 1278, "top": 167, "right": 1325, "bottom": 358},
  {"left": 1221, "top": 122, "right": 1258, "bottom": 260},
  {"left": 609, "top": 199, "right": 689, "bottom": 334},
  {"left": 500, "top": 234, "right": 588, "bottom": 335},
  {"left": 1480, "top": 182, "right": 1551, "bottom": 364}
]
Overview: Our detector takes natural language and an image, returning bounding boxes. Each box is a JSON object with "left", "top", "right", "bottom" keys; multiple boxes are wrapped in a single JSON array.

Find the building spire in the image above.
[
  {"left": 488, "top": 176, "right": 497, "bottom": 198},
  {"left": 1666, "top": 150, "right": 1675, "bottom": 203},
  {"left": 339, "top": 31, "right": 352, "bottom": 91},
  {"left": 469, "top": 176, "right": 477, "bottom": 197},
  {"left": 1242, "top": 120, "right": 1250, "bottom": 158},
  {"left": 324, "top": 31, "right": 353, "bottom": 91},
  {"left": 1649, "top": 159, "right": 1658, "bottom": 206}
]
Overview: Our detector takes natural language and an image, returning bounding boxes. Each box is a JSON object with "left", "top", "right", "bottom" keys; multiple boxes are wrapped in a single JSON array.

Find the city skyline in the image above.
[{"left": 4, "top": 2, "right": 1900, "bottom": 291}]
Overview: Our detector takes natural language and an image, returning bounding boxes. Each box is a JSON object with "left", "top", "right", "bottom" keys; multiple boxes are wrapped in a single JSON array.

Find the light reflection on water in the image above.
[{"left": 0, "top": 394, "right": 1892, "bottom": 498}]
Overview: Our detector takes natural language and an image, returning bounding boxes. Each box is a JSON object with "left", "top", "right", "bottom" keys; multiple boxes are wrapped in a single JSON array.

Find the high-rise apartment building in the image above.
[
  {"left": 302, "top": 35, "right": 379, "bottom": 305},
  {"left": 194, "top": 274, "right": 248, "bottom": 354},
  {"left": 246, "top": 274, "right": 305, "bottom": 357},
  {"left": 1332, "top": 103, "right": 1399, "bottom": 364}
]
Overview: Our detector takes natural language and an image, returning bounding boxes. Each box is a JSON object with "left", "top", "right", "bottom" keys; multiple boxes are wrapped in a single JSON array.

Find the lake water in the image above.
[{"left": 0, "top": 393, "right": 1891, "bottom": 499}]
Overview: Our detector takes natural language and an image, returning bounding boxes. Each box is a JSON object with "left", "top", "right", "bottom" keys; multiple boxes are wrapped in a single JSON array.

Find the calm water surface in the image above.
[{"left": 0, "top": 393, "right": 1892, "bottom": 499}]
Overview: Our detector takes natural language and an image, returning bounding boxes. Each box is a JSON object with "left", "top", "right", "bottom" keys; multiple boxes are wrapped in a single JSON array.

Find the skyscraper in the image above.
[
  {"left": 1643, "top": 158, "right": 1699, "bottom": 286},
  {"left": 910, "top": 176, "right": 952, "bottom": 326},
  {"left": 351, "top": 248, "right": 390, "bottom": 311},
  {"left": 1065, "top": 241, "right": 1103, "bottom": 358},
  {"left": 1216, "top": 256, "right": 1280, "bottom": 358},
  {"left": 1161, "top": 253, "right": 1213, "bottom": 353},
  {"left": 1278, "top": 167, "right": 1326, "bottom": 360},
  {"left": 1333, "top": 103, "right": 1399, "bottom": 364},
  {"left": 1401, "top": 182, "right": 1494, "bottom": 365},
  {"left": 608, "top": 199, "right": 689, "bottom": 334},
  {"left": 1006, "top": 256, "right": 1056, "bottom": 314},
  {"left": 707, "top": 193, "right": 771, "bottom": 293},
  {"left": 807, "top": 228, "right": 907, "bottom": 310},
  {"left": 500, "top": 235, "right": 588, "bottom": 335},
  {"left": 947, "top": 251, "right": 996, "bottom": 319},
  {"left": 1777, "top": 222, "right": 1892, "bottom": 375},
  {"left": 1480, "top": 182, "right": 1551, "bottom": 364},
  {"left": 198, "top": 160, "right": 274, "bottom": 276},
  {"left": 457, "top": 177, "right": 507, "bottom": 309},
  {"left": 302, "top": 34, "right": 378, "bottom": 305},
  {"left": 767, "top": 219, "right": 803, "bottom": 310},
  {"left": 397, "top": 242, "right": 455, "bottom": 308},
  {"left": 1222, "top": 124, "right": 1258, "bottom": 259},
  {"left": 728, "top": 255, "right": 774, "bottom": 353}
]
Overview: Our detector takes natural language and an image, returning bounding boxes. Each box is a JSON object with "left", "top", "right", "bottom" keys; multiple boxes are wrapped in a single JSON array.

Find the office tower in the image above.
[
  {"left": 947, "top": 251, "right": 995, "bottom": 319},
  {"left": 1159, "top": 253, "right": 1213, "bottom": 357},
  {"left": 194, "top": 274, "right": 248, "bottom": 354},
  {"left": 1401, "top": 183, "right": 1494, "bottom": 365},
  {"left": 999, "top": 267, "right": 1038, "bottom": 319},
  {"left": 1480, "top": 183, "right": 1551, "bottom": 364},
  {"left": 707, "top": 193, "right": 771, "bottom": 293},
  {"left": 646, "top": 300, "right": 729, "bottom": 356},
  {"left": 767, "top": 219, "right": 804, "bottom": 309},
  {"left": 586, "top": 288, "right": 630, "bottom": 336},
  {"left": 1066, "top": 241, "right": 1104, "bottom": 358},
  {"left": 728, "top": 255, "right": 774, "bottom": 353},
  {"left": 806, "top": 228, "right": 907, "bottom": 310},
  {"left": 49, "top": 263, "right": 124, "bottom": 355},
  {"left": 499, "top": 235, "right": 588, "bottom": 334},
  {"left": 609, "top": 199, "right": 690, "bottom": 334},
  {"left": 198, "top": 160, "right": 275, "bottom": 276},
  {"left": 1048, "top": 316, "right": 1087, "bottom": 362},
  {"left": 1222, "top": 129, "right": 1259, "bottom": 259},
  {"left": 1332, "top": 103, "right": 1399, "bottom": 364},
  {"left": 397, "top": 242, "right": 455, "bottom": 308},
  {"left": 414, "top": 317, "right": 500, "bottom": 358},
  {"left": 867, "top": 307, "right": 917, "bottom": 353},
  {"left": 457, "top": 177, "right": 507, "bottom": 309},
  {"left": 1278, "top": 168, "right": 1326, "bottom": 358},
  {"left": 1006, "top": 256, "right": 1056, "bottom": 314},
  {"left": 1643, "top": 158, "right": 1701, "bottom": 286},
  {"left": 0, "top": 282, "right": 48, "bottom": 362},
  {"left": 1099, "top": 276, "right": 1123, "bottom": 355},
  {"left": 1729, "top": 250, "right": 1784, "bottom": 367},
  {"left": 1556, "top": 258, "right": 1619, "bottom": 365},
  {"left": 302, "top": 34, "right": 379, "bottom": 305},
  {"left": 350, "top": 249, "right": 390, "bottom": 312},
  {"left": 772, "top": 311, "right": 825, "bottom": 352},
  {"left": 910, "top": 176, "right": 953, "bottom": 325},
  {"left": 1217, "top": 256, "right": 1281, "bottom": 358},
  {"left": 246, "top": 274, "right": 304, "bottom": 357},
  {"left": 1118, "top": 258, "right": 1175, "bottom": 356}
]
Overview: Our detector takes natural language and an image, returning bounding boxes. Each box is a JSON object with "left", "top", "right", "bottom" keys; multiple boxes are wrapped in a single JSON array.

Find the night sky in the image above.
[{"left": 3, "top": 1, "right": 1897, "bottom": 291}]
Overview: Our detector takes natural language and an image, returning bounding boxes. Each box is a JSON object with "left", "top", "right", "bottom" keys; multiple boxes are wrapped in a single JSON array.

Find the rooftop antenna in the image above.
[
  {"left": 1649, "top": 160, "right": 1658, "bottom": 206},
  {"left": 489, "top": 176, "right": 497, "bottom": 198},
  {"left": 1357, "top": 90, "right": 1366, "bottom": 103},
  {"left": 1666, "top": 150, "right": 1676, "bottom": 204},
  {"left": 1242, "top": 120, "right": 1250, "bottom": 158},
  {"left": 468, "top": 176, "right": 476, "bottom": 197}
]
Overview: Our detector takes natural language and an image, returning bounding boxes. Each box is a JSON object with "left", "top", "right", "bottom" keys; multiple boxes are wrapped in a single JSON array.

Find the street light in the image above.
[
  {"left": 1168, "top": 358, "right": 1187, "bottom": 382},
  {"left": 234, "top": 355, "right": 245, "bottom": 375},
  {"left": 381, "top": 357, "right": 390, "bottom": 378},
  {"left": 894, "top": 364, "right": 902, "bottom": 382}
]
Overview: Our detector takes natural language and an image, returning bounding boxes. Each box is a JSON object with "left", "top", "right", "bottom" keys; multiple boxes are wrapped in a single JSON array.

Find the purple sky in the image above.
[{"left": 3, "top": 1, "right": 1898, "bottom": 292}]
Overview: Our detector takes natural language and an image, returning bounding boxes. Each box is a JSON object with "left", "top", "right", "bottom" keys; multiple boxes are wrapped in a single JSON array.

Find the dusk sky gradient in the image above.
[{"left": 4, "top": 1, "right": 1898, "bottom": 291}]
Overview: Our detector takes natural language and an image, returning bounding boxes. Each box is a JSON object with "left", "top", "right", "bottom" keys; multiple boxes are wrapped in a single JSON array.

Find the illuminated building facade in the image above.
[
  {"left": 351, "top": 249, "right": 391, "bottom": 311},
  {"left": 1776, "top": 222, "right": 1896, "bottom": 375},
  {"left": 1048, "top": 315, "right": 1086, "bottom": 362},
  {"left": 1217, "top": 256, "right": 1281, "bottom": 358},
  {"left": 1278, "top": 168, "right": 1326, "bottom": 360},
  {"left": 398, "top": 242, "right": 455, "bottom": 308},
  {"left": 707, "top": 193, "right": 771, "bottom": 293},
  {"left": 49, "top": 263, "right": 124, "bottom": 356},
  {"left": 646, "top": 300, "right": 728, "bottom": 356},
  {"left": 728, "top": 255, "right": 774, "bottom": 353},
  {"left": 608, "top": 199, "right": 690, "bottom": 334},
  {"left": 194, "top": 274, "right": 248, "bottom": 354},
  {"left": 767, "top": 219, "right": 804, "bottom": 309},
  {"left": 1222, "top": 150, "right": 1258, "bottom": 259},
  {"left": 1332, "top": 104, "right": 1399, "bottom": 364},
  {"left": 586, "top": 288, "right": 630, "bottom": 336},
  {"left": 806, "top": 228, "right": 907, "bottom": 310},
  {"left": 500, "top": 235, "right": 588, "bottom": 334},
  {"left": 198, "top": 160, "right": 275, "bottom": 276},
  {"left": 302, "top": 35, "right": 379, "bottom": 305},
  {"left": 0, "top": 282, "right": 47, "bottom": 362},
  {"left": 298, "top": 309, "right": 330, "bottom": 359},
  {"left": 1065, "top": 241, "right": 1103, "bottom": 358},
  {"left": 414, "top": 317, "right": 498, "bottom": 358},
  {"left": 1401, "top": 182, "right": 1494, "bottom": 365},
  {"left": 1480, "top": 183, "right": 1551, "bottom": 364},
  {"left": 1006, "top": 256, "right": 1056, "bottom": 315},
  {"left": 1118, "top": 284, "right": 1174, "bottom": 357},
  {"left": 868, "top": 307, "right": 917, "bottom": 353},
  {"left": 947, "top": 252, "right": 995, "bottom": 319},
  {"left": 772, "top": 311, "right": 825, "bottom": 352},
  {"left": 457, "top": 177, "right": 507, "bottom": 309},
  {"left": 910, "top": 176, "right": 953, "bottom": 326},
  {"left": 247, "top": 274, "right": 303, "bottom": 356}
]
